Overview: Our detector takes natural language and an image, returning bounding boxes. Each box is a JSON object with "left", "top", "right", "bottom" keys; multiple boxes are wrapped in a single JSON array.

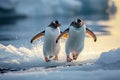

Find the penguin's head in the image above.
[
  {"left": 77, "top": 19, "right": 83, "bottom": 27},
  {"left": 54, "top": 20, "right": 61, "bottom": 27},
  {"left": 49, "top": 20, "right": 61, "bottom": 28},
  {"left": 70, "top": 21, "right": 76, "bottom": 26},
  {"left": 70, "top": 21, "right": 81, "bottom": 28}
]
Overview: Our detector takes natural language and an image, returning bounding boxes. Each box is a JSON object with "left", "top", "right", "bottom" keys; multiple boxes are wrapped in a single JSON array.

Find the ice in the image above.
[
  {"left": 96, "top": 48, "right": 120, "bottom": 64},
  {"left": 0, "top": 0, "right": 18, "bottom": 10},
  {"left": 0, "top": 70, "right": 120, "bottom": 80},
  {"left": 15, "top": 0, "right": 82, "bottom": 16},
  {"left": 0, "top": 42, "right": 67, "bottom": 69},
  {"left": 0, "top": 42, "right": 120, "bottom": 70},
  {"left": 0, "top": 48, "right": 119, "bottom": 80},
  {"left": 0, "top": 0, "right": 114, "bottom": 18},
  {"left": 59, "top": 48, "right": 120, "bottom": 71},
  {"left": 0, "top": 43, "right": 43, "bottom": 69}
]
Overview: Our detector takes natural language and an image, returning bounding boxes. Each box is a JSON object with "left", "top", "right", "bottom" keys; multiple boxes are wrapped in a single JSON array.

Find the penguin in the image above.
[
  {"left": 56, "top": 19, "right": 97, "bottom": 62},
  {"left": 31, "top": 20, "right": 61, "bottom": 62}
]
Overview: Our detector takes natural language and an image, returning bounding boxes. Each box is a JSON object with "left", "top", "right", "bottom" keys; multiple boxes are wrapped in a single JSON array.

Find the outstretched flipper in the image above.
[
  {"left": 86, "top": 28, "right": 97, "bottom": 42},
  {"left": 62, "top": 33, "right": 69, "bottom": 39},
  {"left": 56, "top": 28, "right": 69, "bottom": 43},
  {"left": 31, "top": 31, "right": 45, "bottom": 43},
  {"left": 60, "top": 31, "right": 68, "bottom": 38}
]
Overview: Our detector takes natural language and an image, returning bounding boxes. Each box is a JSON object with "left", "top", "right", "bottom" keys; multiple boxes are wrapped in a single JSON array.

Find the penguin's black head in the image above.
[
  {"left": 70, "top": 21, "right": 81, "bottom": 28},
  {"left": 70, "top": 21, "right": 76, "bottom": 26},
  {"left": 49, "top": 20, "right": 61, "bottom": 28},
  {"left": 55, "top": 20, "right": 61, "bottom": 27},
  {"left": 77, "top": 19, "right": 83, "bottom": 27}
]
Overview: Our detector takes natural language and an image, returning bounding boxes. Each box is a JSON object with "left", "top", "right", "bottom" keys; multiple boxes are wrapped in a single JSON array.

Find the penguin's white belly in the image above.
[
  {"left": 43, "top": 27, "right": 60, "bottom": 56},
  {"left": 66, "top": 26, "right": 86, "bottom": 54}
]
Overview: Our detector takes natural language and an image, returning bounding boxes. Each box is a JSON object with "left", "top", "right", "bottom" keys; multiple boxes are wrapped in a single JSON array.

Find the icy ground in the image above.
[{"left": 0, "top": 48, "right": 120, "bottom": 80}]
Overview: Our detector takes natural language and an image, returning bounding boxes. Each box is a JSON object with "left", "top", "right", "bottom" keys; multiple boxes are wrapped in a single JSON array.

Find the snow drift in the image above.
[
  {"left": 0, "top": 47, "right": 120, "bottom": 80},
  {"left": 95, "top": 48, "right": 120, "bottom": 69},
  {"left": 0, "top": 42, "right": 120, "bottom": 72}
]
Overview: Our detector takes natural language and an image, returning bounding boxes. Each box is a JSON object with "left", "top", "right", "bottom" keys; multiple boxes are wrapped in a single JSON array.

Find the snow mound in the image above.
[
  {"left": 96, "top": 48, "right": 120, "bottom": 64},
  {"left": 0, "top": 43, "right": 44, "bottom": 69},
  {"left": 96, "top": 48, "right": 120, "bottom": 69},
  {"left": 1, "top": 48, "right": 120, "bottom": 80},
  {"left": 0, "top": 43, "right": 66, "bottom": 70}
]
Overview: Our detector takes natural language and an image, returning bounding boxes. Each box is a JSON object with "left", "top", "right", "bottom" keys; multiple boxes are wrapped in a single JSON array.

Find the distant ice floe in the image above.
[
  {"left": 0, "top": 0, "right": 18, "bottom": 10},
  {"left": 15, "top": 0, "right": 82, "bottom": 16},
  {"left": 0, "top": 0, "right": 114, "bottom": 17}
]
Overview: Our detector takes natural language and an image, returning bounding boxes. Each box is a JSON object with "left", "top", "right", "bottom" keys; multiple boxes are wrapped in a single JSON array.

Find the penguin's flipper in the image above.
[
  {"left": 60, "top": 31, "right": 68, "bottom": 38},
  {"left": 86, "top": 28, "right": 97, "bottom": 42},
  {"left": 62, "top": 33, "right": 69, "bottom": 38},
  {"left": 56, "top": 28, "right": 69, "bottom": 43},
  {"left": 31, "top": 31, "right": 45, "bottom": 43}
]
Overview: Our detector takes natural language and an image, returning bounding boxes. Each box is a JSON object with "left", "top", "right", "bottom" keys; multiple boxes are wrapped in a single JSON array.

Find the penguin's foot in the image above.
[
  {"left": 67, "top": 57, "right": 72, "bottom": 62},
  {"left": 73, "top": 54, "right": 78, "bottom": 60},
  {"left": 45, "top": 57, "right": 50, "bottom": 62},
  {"left": 53, "top": 55, "right": 58, "bottom": 60},
  {"left": 46, "top": 60, "right": 51, "bottom": 62}
]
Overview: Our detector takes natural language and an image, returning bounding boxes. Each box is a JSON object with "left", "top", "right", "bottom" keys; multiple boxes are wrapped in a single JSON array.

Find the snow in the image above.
[
  {"left": 0, "top": 45, "right": 120, "bottom": 80},
  {"left": 0, "top": 42, "right": 67, "bottom": 69},
  {"left": 96, "top": 48, "right": 120, "bottom": 64},
  {"left": 0, "top": 70, "right": 120, "bottom": 80}
]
